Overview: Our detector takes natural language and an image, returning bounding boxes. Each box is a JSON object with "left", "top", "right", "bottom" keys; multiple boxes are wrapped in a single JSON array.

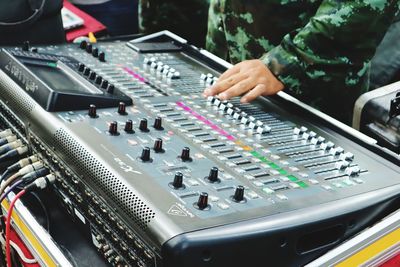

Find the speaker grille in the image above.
[
  {"left": 0, "top": 70, "right": 35, "bottom": 114},
  {"left": 54, "top": 128, "right": 155, "bottom": 230}
]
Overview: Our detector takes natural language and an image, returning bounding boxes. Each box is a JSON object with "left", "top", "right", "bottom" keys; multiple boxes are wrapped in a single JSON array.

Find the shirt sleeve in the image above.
[{"left": 260, "top": 0, "right": 399, "bottom": 95}]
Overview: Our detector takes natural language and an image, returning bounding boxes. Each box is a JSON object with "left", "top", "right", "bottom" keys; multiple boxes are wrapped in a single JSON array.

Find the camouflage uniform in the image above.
[
  {"left": 207, "top": 0, "right": 399, "bottom": 124},
  {"left": 139, "top": 0, "right": 210, "bottom": 46}
]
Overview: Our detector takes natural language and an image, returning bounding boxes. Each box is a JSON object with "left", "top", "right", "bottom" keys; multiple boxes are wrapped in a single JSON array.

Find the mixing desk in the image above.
[{"left": 0, "top": 31, "right": 399, "bottom": 267}]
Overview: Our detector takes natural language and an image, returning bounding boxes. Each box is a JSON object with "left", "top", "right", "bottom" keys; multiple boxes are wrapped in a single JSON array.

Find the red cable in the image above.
[{"left": 5, "top": 190, "right": 26, "bottom": 267}]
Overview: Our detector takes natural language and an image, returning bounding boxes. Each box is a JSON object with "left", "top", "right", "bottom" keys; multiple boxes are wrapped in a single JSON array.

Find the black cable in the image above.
[{"left": 29, "top": 191, "right": 50, "bottom": 233}]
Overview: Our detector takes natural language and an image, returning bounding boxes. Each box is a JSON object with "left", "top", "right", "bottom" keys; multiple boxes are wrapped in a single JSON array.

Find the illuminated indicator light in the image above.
[
  {"left": 258, "top": 157, "right": 269, "bottom": 163},
  {"left": 123, "top": 67, "right": 147, "bottom": 83},
  {"left": 278, "top": 169, "right": 288, "bottom": 175},
  {"left": 47, "top": 62, "right": 57, "bottom": 68},
  {"left": 297, "top": 181, "right": 308, "bottom": 188},
  {"left": 227, "top": 136, "right": 235, "bottom": 141},
  {"left": 167, "top": 131, "right": 174, "bottom": 136},
  {"left": 250, "top": 151, "right": 260, "bottom": 157},
  {"left": 242, "top": 146, "right": 252, "bottom": 151},
  {"left": 287, "top": 175, "right": 299, "bottom": 182},
  {"left": 269, "top": 163, "right": 280, "bottom": 169}
]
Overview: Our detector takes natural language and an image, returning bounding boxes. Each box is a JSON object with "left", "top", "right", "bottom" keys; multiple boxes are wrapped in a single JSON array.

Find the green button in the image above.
[
  {"left": 278, "top": 169, "right": 287, "bottom": 175},
  {"left": 269, "top": 163, "right": 280, "bottom": 169},
  {"left": 296, "top": 181, "right": 308, "bottom": 188},
  {"left": 259, "top": 156, "right": 270, "bottom": 163},
  {"left": 287, "top": 175, "right": 299, "bottom": 182},
  {"left": 251, "top": 151, "right": 260, "bottom": 157}
]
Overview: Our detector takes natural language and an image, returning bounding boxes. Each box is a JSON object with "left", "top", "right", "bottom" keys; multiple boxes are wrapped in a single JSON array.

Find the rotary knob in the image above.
[
  {"left": 108, "top": 121, "right": 119, "bottom": 135},
  {"left": 124, "top": 119, "right": 134, "bottom": 133},
  {"left": 139, "top": 118, "right": 149, "bottom": 132},
  {"left": 196, "top": 192, "right": 210, "bottom": 210},
  {"left": 170, "top": 172, "right": 184, "bottom": 189},
  {"left": 153, "top": 117, "right": 163, "bottom": 130},
  {"left": 179, "top": 147, "right": 192, "bottom": 162},
  {"left": 92, "top": 48, "right": 99, "bottom": 57},
  {"left": 88, "top": 104, "right": 97, "bottom": 118},
  {"left": 232, "top": 185, "right": 246, "bottom": 203},
  {"left": 99, "top": 52, "right": 106, "bottom": 62},
  {"left": 206, "top": 167, "right": 220, "bottom": 183},
  {"left": 86, "top": 44, "right": 93, "bottom": 53},
  {"left": 118, "top": 102, "right": 127, "bottom": 115},
  {"left": 140, "top": 147, "right": 152, "bottom": 162},
  {"left": 153, "top": 138, "right": 164, "bottom": 153}
]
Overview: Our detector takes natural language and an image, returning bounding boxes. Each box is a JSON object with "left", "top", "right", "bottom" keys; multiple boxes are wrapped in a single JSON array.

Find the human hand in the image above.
[{"left": 203, "top": 59, "right": 284, "bottom": 103}]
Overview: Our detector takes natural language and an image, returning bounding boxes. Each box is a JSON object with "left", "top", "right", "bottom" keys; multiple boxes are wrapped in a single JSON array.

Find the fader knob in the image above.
[
  {"left": 108, "top": 121, "right": 118, "bottom": 135},
  {"left": 206, "top": 167, "right": 220, "bottom": 183},
  {"left": 153, "top": 117, "right": 163, "bottom": 130},
  {"left": 101, "top": 80, "right": 109, "bottom": 89},
  {"left": 139, "top": 118, "right": 149, "bottom": 132},
  {"left": 180, "top": 147, "right": 192, "bottom": 162},
  {"left": 232, "top": 185, "right": 245, "bottom": 203},
  {"left": 78, "top": 63, "right": 85, "bottom": 72},
  {"left": 196, "top": 192, "right": 209, "bottom": 210},
  {"left": 83, "top": 67, "right": 91, "bottom": 76},
  {"left": 140, "top": 147, "right": 151, "bottom": 162},
  {"left": 89, "top": 71, "right": 96, "bottom": 80},
  {"left": 171, "top": 172, "right": 184, "bottom": 189},
  {"left": 95, "top": 76, "right": 103, "bottom": 85},
  {"left": 118, "top": 102, "right": 127, "bottom": 115},
  {"left": 124, "top": 119, "right": 134, "bottom": 133},
  {"left": 106, "top": 84, "right": 115, "bottom": 94},
  {"left": 88, "top": 104, "right": 97, "bottom": 118},
  {"left": 153, "top": 138, "right": 164, "bottom": 153}
]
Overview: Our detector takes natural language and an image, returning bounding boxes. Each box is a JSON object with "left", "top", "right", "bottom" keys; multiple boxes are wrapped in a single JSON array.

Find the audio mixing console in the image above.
[{"left": 0, "top": 31, "right": 399, "bottom": 267}]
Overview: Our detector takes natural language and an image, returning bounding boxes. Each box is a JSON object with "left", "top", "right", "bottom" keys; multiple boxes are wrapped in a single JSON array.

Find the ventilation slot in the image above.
[
  {"left": 54, "top": 129, "right": 155, "bottom": 230},
  {"left": 0, "top": 70, "right": 36, "bottom": 114}
]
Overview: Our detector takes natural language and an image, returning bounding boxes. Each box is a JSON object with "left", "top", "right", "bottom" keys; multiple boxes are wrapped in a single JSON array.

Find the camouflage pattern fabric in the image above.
[
  {"left": 139, "top": 0, "right": 210, "bottom": 47},
  {"left": 206, "top": 0, "right": 399, "bottom": 124}
]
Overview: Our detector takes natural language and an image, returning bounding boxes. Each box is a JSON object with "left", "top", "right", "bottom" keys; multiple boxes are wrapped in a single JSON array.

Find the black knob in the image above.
[
  {"left": 153, "top": 138, "right": 164, "bottom": 153},
  {"left": 95, "top": 75, "right": 103, "bottom": 85},
  {"left": 180, "top": 147, "right": 192, "bottom": 162},
  {"left": 106, "top": 84, "right": 115, "bottom": 94},
  {"left": 92, "top": 48, "right": 99, "bottom": 57},
  {"left": 140, "top": 147, "right": 151, "bottom": 162},
  {"left": 118, "top": 102, "right": 127, "bottom": 115},
  {"left": 101, "top": 80, "right": 109, "bottom": 89},
  {"left": 108, "top": 121, "right": 118, "bottom": 135},
  {"left": 79, "top": 40, "right": 87, "bottom": 49},
  {"left": 86, "top": 44, "right": 93, "bottom": 53},
  {"left": 153, "top": 117, "right": 163, "bottom": 130},
  {"left": 232, "top": 185, "right": 245, "bottom": 202},
  {"left": 22, "top": 41, "right": 30, "bottom": 51},
  {"left": 78, "top": 63, "right": 85, "bottom": 72},
  {"left": 89, "top": 71, "right": 96, "bottom": 80},
  {"left": 196, "top": 192, "right": 209, "bottom": 210},
  {"left": 88, "top": 104, "right": 97, "bottom": 118},
  {"left": 124, "top": 119, "right": 134, "bottom": 133},
  {"left": 206, "top": 167, "right": 220, "bottom": 183},
  {"left": 171, "top": 172, "right": 184, "bottom": 189},
  {"left": 83, "top": 67, "right": 91, "bottom": 76},
  {"left": 99, "top": 52, "right": 106, "bottom": 62},
  {"left": 139, "top": 118, "right": 149, "bottom": 132}
]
